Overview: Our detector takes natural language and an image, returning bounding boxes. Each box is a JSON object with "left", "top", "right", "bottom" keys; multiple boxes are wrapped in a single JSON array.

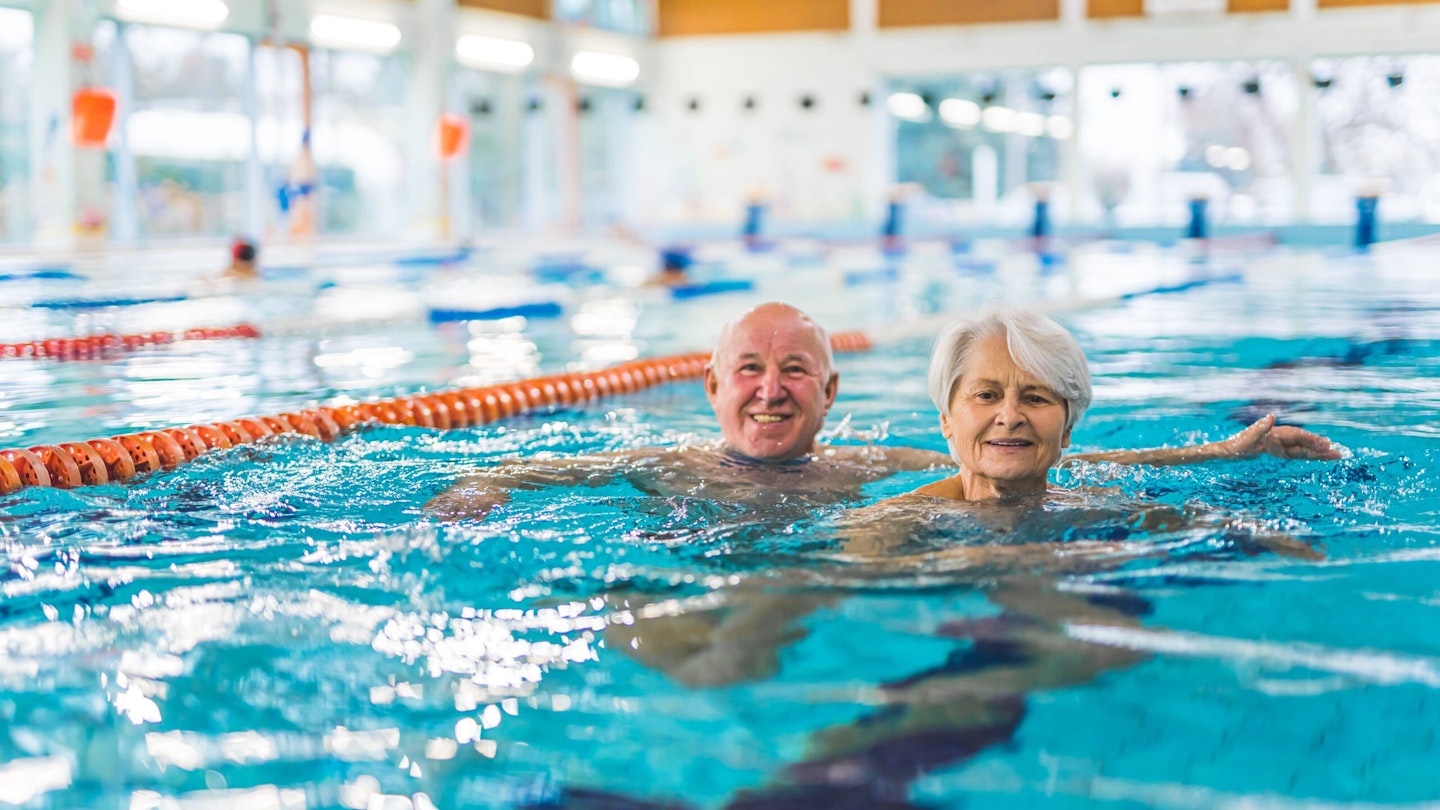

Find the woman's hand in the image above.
[{"left": 1219, "top": 414, "right": 1344, "bottom": 461}]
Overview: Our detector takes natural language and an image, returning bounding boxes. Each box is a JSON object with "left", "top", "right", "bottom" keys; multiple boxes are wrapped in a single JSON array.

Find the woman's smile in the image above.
[{"left": 940, "top": 334, "right": 1072, "bottom": 499}]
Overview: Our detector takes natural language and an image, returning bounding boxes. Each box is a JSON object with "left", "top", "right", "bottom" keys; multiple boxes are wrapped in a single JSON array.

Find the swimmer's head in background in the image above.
[
  {"left": 660, "top": 246, "right": 693, "bottom": 273},
  {"left": 231, "top": 238, "right": 258, "bottom": 263}
]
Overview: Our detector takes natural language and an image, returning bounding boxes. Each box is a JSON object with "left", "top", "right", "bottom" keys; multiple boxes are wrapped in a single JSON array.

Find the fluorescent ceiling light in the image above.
[
  {"left": 309, "top": 14, "right": 401, "bottom": 52},
  {"left": 456, "top": 35, "right": 533, "bottom": 72},
  {"left": 938, "top": 98, "right": 980, "bottom": 128},
  {"left": 0, "top": 8, "right": 33, "bottom": 48},
  {"left": 981, "top": 105, "right": 1017, "bottom": 133},
  {"left": 1016, "top": 111, "right": 1046, "bottom": 137},
  {"left": 570, "top": 51, "right": 639, "bottom": 86},
  {"left": 885, "top": 92, "right": 929, "bottom": 122},
  {"left": 115, "top": 0, "right": 229, "bottom": 29},
  {"left": 1045, "top": 115, "right": 1074, "bottom": 139}
]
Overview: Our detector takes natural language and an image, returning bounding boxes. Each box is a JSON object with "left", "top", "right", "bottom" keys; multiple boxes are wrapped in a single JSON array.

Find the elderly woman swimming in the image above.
[
  {"left": 916, "top": 305, "right": 1092, "bottom": 501},
  {"left": 905, "top": 305, "right": 1339, "bottom": 503},
  {"left": 833, "top": 304, "right": 1326, "bottom": 564}
]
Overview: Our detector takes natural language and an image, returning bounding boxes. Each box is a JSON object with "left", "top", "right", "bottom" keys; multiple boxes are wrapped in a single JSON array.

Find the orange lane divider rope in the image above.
[
  {"left": 0, "top": 331, "right": 872, "bottom": 495},
  {"left": 0, "top": 324, "right": 261, "bottom": 361}
]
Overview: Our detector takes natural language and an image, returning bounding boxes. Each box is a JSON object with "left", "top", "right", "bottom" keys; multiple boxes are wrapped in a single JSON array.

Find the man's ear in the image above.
[
  {"left": 703, "top": 364, "right": 719, "bottom": 403},
  {"left": 823, "top": 373, "right": 839, "bottom": 410}
]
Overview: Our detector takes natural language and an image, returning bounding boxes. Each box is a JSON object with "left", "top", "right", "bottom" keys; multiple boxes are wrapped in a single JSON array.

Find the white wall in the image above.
[
  {"left": 642, "top": 2, "right": 1440, "bottom": 229},
  {"left": 640, "top": 32, "right": 885, "bottom": 228}
]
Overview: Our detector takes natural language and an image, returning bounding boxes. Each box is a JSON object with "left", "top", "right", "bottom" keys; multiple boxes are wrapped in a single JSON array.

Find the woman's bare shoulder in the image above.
[{"left": 911, "top": 476, "right": 966, "bottom": 501}]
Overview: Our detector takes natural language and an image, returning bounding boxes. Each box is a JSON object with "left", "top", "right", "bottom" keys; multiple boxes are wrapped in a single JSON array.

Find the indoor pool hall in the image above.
[{"left": 3, "top": 1, "right": 1440, "bottom": 808}]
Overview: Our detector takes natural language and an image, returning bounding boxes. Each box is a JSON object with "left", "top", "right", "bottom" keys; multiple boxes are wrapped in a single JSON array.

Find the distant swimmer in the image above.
[
  {"left": 222, "top": 237, "right": 259, "bottom": 281},
  {"left": 645, "top": 246, "right": 694, "bottom": 287},
  {"left": 425, "top": 302, "right": 1342, "bottom": 521}
]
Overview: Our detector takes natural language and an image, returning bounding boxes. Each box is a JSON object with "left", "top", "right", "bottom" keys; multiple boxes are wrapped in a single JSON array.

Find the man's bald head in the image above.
[{"left": 710, "top": 302, "right": 834, "bottom": 378}]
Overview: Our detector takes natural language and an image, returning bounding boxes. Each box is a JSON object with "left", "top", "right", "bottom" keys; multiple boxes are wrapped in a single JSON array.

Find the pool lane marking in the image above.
[
  {"left": 0, "top": 331, "right": 873, "bottom": 492},
  {"left": 1115, "top": 270, "right": 1244, "bottom": 300},
  {"left": 864, "top": 270, "right": 1244, "bottom": 346},
  {"left": 0, "top": 324, "right": 261, "bottom": 361},
  {"left": 32, "top": 295, "right": 190, "bottom": 310},
  {"left": 1067, "top": 622, "right": 1440, "bottom": 688}
]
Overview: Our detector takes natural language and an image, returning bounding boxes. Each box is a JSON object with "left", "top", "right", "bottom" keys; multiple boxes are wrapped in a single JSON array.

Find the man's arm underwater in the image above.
[{"left": 424, "top": 451, "right": 651, "bottom": 520}]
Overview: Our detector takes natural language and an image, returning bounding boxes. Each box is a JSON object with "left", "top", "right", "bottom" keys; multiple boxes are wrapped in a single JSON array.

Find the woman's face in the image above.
[{"left": 941, "top": 334, "right": 1072, "bottom": 498}]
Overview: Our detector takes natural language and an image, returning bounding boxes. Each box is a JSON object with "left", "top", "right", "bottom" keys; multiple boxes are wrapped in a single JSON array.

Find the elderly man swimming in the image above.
[{"left": 425, "top": 302, "right": 1340, "bottom": 519}]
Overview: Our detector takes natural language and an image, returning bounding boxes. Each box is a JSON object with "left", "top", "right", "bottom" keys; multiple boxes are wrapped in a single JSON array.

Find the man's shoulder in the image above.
[{"left": 815, "top": 444, "right": 951, "bottom": 469}]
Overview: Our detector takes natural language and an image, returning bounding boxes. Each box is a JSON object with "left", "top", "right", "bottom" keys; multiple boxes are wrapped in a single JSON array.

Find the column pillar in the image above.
[
  {"left": 242, "top": 33, "right": 265, "bottom": 240},
  {"left": 404, "top": 0, "right": 452, "bottom": 240},
  {"left": 1059, "top": 0, "right": 1085, "bottom": 227},
  {"left": 30, "top": 0, "right": 77, "bottom": 249},
  {"left": 851, "top": 0, "right": 887, "bottom": 225},
  {"left": 1292, "top": 56, "right": 1315, "bottom": 224},
  {"left": 110, "top": 23, "right": 139, "bottom": 244}
]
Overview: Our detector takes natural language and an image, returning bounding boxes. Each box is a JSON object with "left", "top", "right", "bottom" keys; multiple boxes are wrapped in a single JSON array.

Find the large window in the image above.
[
  {"left": 1312, "top": 55, "right": 1440, "bottom": 224},
  {"left": 553, "top": 0, "right": 651, "bottom": 35},
  {"left": 309, "top": 48, "right": 408, "bottom": 237},
  {"left": 1077, "top": 61, "right": 1297, "bottom": 227},
  {"left": 455, "top": 67, "right": 528, "bottom": 231},
  {"left": 0, "top": 6, "right": 32, "bottom": 243},
  {"left": 120, "top": 23, "right": 251, "bottom": 239},
  {"left": 577, "top": 86, "right": 633, "bottom": 228},
  {"left": 890, "top": 68, "right": 1073, "bottom": 227}
]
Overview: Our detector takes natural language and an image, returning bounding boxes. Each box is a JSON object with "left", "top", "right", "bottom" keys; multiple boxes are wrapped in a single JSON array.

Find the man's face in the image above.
[{"left": 704, "top": 307, "right": 838, "bottom": 462}]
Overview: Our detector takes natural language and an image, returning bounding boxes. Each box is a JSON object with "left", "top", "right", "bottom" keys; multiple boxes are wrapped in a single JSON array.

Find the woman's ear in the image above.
[{"left": 940, "top": 412, "right": 953, "bottom": 441}]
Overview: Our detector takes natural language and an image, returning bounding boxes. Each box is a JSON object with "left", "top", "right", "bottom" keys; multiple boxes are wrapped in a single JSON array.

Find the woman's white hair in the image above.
[{"left": 928, "top": 305, "right": 1092, "bottom": 464}]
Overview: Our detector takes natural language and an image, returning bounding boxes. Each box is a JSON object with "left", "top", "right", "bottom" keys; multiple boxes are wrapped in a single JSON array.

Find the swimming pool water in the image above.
[{"left": 2, "top": 242, "right": 1439, "bottom": 809}]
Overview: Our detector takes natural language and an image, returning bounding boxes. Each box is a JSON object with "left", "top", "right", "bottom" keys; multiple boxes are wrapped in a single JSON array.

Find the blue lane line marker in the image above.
[
  {"left": 427, "top": 302, "right": 564, "bottom": 323},
  {"left": 33, "top": 295, "right": 189, "bottom": 309},
  {"left": 0, "top": 268, "right": 85, "bottom": 282},
  {"left": 1116, "top": 270, "right": 1244, "bottom": 301},
  {"left": 395, "top": 248, "right": 472, "bottom": 267},
  {"left": 530, "top": 262, "right": 600, "bottom": 284},
  {"left": 262, "top": 265, "right": 311, "bottom": 279},
  {"left": 669, "top": 279, "right": 754, "bottom": 300},
  {"left": 844, "top": 267, "right": 900, "bottom": 286},
  {"left": 954, "top": 258, "right": 996, "bottom": 275}
]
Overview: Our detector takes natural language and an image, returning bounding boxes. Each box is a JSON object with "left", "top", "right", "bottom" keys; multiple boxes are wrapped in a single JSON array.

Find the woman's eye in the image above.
[{"left": 975, "top": 391, "right": 998, "bottom": 401}]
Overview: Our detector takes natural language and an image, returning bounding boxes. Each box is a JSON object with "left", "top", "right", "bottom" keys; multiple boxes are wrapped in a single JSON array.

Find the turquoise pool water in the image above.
[{"left": 2, "top": 242, "right": 1438, "bottom": 809}]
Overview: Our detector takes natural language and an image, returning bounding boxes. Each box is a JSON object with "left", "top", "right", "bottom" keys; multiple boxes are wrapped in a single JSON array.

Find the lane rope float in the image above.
[
  {"left": 0, "top": 331, "right": 873, "bottom": 494},
  {"left": 0, "top": 324, "right": 261, "bottom": 361}
]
